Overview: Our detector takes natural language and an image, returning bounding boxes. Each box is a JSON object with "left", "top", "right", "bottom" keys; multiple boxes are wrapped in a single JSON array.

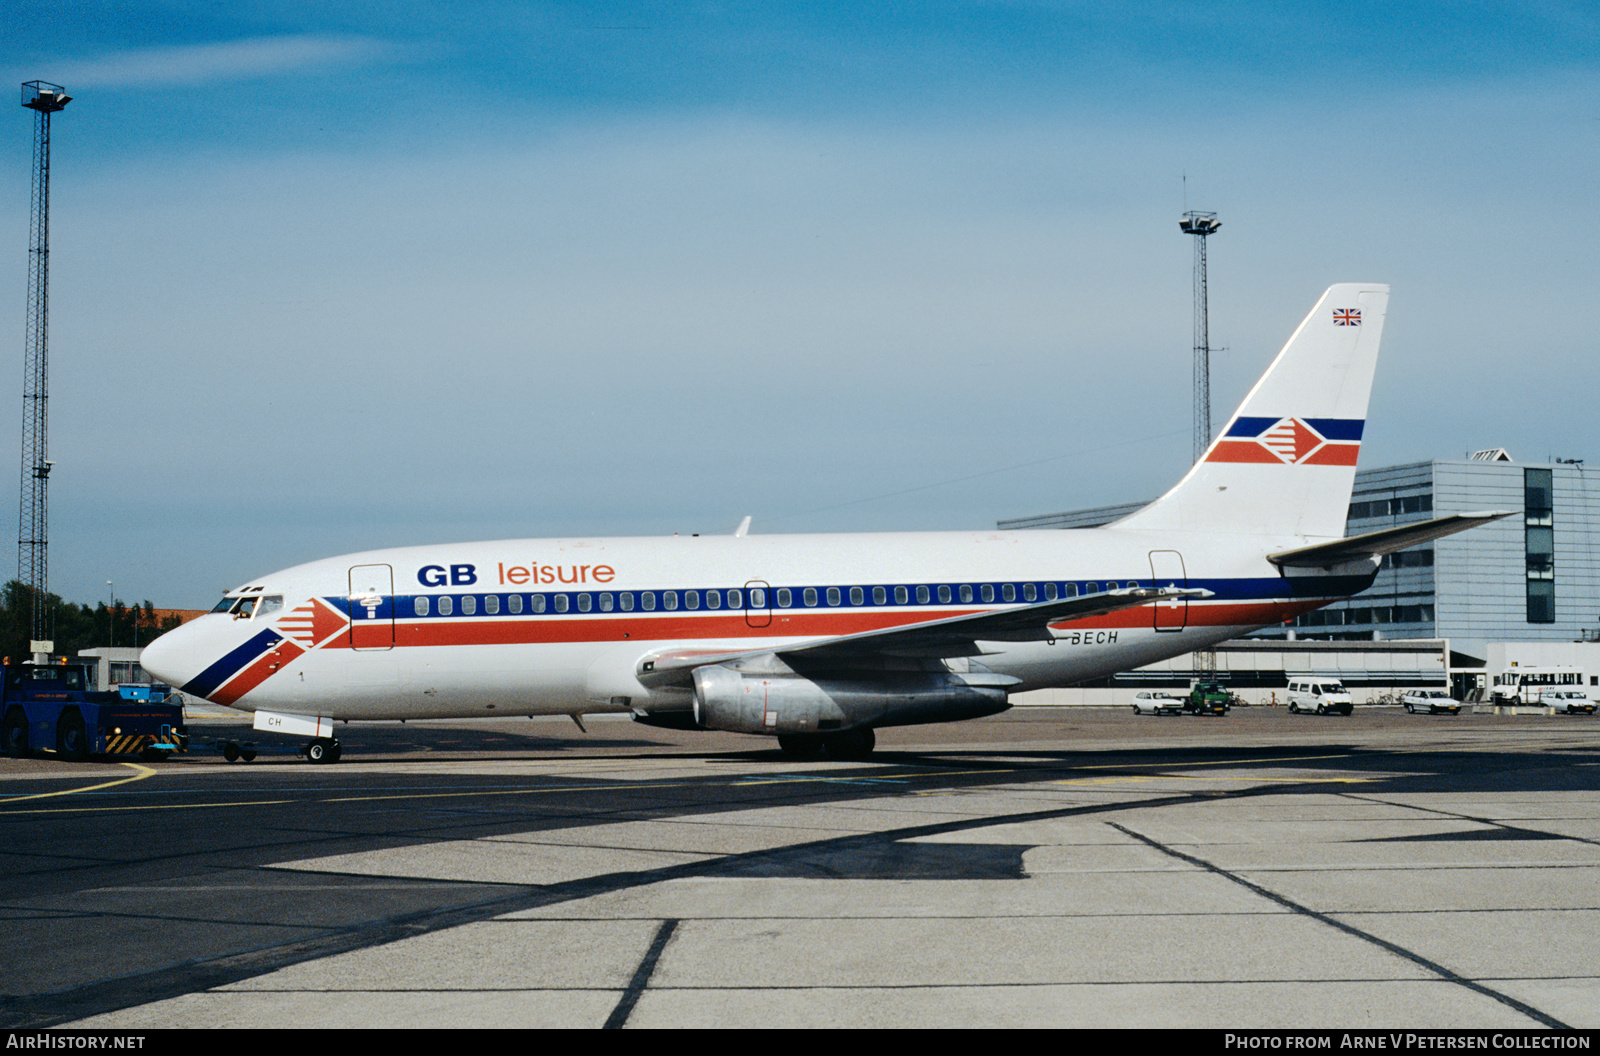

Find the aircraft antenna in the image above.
[
  {"left": 18, "top": 81, "right": 70, "bottom": 661},
  {"left": 1179, "top": 210, "right": 1220, "bottom": 465}
]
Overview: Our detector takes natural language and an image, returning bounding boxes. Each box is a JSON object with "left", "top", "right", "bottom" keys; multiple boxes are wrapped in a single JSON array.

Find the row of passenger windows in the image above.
[{"left": 404, "top": 580, "right": 1142, "bottom": 618}]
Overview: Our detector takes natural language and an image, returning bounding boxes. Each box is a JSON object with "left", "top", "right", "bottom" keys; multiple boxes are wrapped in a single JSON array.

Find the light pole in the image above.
[{"left": 106, "top": 580, "right": 113, "bottom": 647}]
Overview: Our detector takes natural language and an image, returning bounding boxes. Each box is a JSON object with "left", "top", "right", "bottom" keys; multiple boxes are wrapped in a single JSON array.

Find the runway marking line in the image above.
[
  {"left": 0, "top": 761, "right": 159, "bottom": 805},
  {"left": 0, "top": 750, "right": 1365, "bottom": 816}
]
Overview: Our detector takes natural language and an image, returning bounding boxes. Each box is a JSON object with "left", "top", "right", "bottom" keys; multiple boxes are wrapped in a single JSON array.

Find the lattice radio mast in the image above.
[
  {"left": 1179, "top": 210, "right": 1220, "bottom": 464},
  {"left": 18, "top": 81, "right": 70, "bottom": 661}
]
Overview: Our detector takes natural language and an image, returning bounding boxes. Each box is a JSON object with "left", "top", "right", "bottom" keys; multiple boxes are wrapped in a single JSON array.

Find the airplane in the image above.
[{"left": 140, "top": 283, "right": 1507, "bottom": 762}]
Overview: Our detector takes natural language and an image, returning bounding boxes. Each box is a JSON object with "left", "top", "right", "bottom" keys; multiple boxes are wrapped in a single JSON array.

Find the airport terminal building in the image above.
[{"left": 1001, "top": 450, "right": 1600, "bottom": 702}]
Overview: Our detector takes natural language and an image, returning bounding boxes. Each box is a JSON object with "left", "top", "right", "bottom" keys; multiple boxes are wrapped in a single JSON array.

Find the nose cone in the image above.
[{"left": 140, "top": 617, "right": 209, "bottom": 691}]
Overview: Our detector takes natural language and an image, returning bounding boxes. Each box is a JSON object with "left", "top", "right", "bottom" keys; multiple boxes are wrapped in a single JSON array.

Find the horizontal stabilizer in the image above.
[{"left": 1266, "top": 511, "right": 1513, "bottom": 568}]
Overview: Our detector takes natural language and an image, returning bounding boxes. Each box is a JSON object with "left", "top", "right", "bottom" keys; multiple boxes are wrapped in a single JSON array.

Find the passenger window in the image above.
[
  {"left": 462, "top": 595, "right": 477, "bottom": 615},
  {"left": 916, "top": 586, "right": 930, "bottom": 604},
  {"left": 804, "top": 587, "right": 818, "bottom": 606},
  {"left": 730, "top": 588, "right": 745, "bottom": 608},
  {"left": 873, "top": 586, "right": 887, "bottom": 604},
  {"left": 960, "top": 585, "right": 974, "bottom": 603},
  {"left": 664, "top": 591, "right": 678, "bottom": 611},
  {"left": 705, "top": 590, "right": 720, "bottom": 609},
  {"left": 894, "top": 586, "right": 908, "bottom": 604},
  {"left": 578, "top": 594, "right": 592, "bottom": 613},
  {"left": 599, "top": 593, "right": 613, "bottom": 612},
  {"left": 938, "top": 585, "right": 951, "bottom": 603},
  {"left": 554, "top": 595, "right": 569, "bottom": 613},
  {"left": 827, "top": 587, "right": 841, "bottom": 606},
  {"left": 642, "top": 592, "right": 656, "bottom": 611},
  {"left": 485, "top": 595, "right": 499, "bottom": 615},
  {"left": 438, "top": 596, "right": 453, "bottom": 616},
  {"left": 685, "top": 591, "right": 700, "bottom": 610},
  {"left": 620, "top": 593, "right": 634, "bottom": 612},
  {"left": 1023, "top": 584, "right": 1036, "bottom": 602},
  {"left": 850, "top": 587, "right": 864, "bottom": 605},
  {"left": 532, "top": 594, "right": 546, "bottom": 613},
  {"left": 508, "top": 595, "right": 523, "bottom": 614},
  {"left": 414, "top": 597, "right": 429, "bottom": 617},
  {"left": 1044, "top": 583, "right": 1057, "bottom": 601},
  {"left": 776, "top": 588, "right": 791, "bottom": 607},
  {"left": 980, "top": 585, "right": 994, "bottom": 603}
]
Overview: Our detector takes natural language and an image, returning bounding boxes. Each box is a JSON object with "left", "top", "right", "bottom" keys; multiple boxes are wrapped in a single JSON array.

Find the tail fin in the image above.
[{"left": 1116, "top": 283, "right": 1388, "bottom": 539}]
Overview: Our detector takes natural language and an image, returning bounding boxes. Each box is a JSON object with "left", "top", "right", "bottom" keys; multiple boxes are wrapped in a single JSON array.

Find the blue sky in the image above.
[{"left": 2, "top": 2, "right": 1598, "bottom": 608}]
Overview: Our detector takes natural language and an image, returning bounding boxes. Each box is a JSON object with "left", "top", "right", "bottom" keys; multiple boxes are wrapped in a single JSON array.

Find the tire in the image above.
[
  {"left": 241, "top": 749, "right": 257, "bottom": 762},
  {"left": 306, "top": 740, "right": 328, "bottom": 763},
  {"left": 223, "top": 742, "right": 241, "bottom": 762},
  {"left": 3, "top": 708, "right": 28, "bottom": 757},
  {"left": 777, "top": 733, "right": 823, "bottom": 759},
  {"left": 824, "top": 727, "right": 875, "bottom": 760},
  {"left": 58, "top": 712, "right": 89, "bottom": 762}
]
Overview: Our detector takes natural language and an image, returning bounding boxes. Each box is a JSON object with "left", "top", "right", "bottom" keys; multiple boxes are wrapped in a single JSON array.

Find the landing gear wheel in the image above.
[
  {"left": 3, "top": 709, "right": 28, "bottom": 757},
  {"left": 823, "top": 727, "right": 875, "bottom": 760},
  {"left": 306, "top": 738, "right": 341, "bottom": 764},
  {"left": 223, "top": 742, "right": 241, "bottom": 762},
  {"left": 777, "top": 733, "right": 823, "bottom": 759},
  {"left": 241, "top": 749, "right": 257, "bottom": 762},
  {"left": 58, "top": 713, "right": 89, "bottom": 762}
]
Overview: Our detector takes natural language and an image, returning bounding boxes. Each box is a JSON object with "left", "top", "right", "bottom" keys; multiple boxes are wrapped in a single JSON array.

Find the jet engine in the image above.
[{"left": 691, "top": 656, "right": 1015, "bottom": 736}]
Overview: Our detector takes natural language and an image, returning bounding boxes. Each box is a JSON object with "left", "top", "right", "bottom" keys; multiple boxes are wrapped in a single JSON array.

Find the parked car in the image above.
[
  {"left": 1286, "top": 678, "right": 1353, "bottom": 715},
  {"left": 1541, "top": 689, "right": 1596, "bottom": 715},
  {"left": 1401, "top": 690, "right": 1462, "bottom": 715},
  {"left": 1131, "top": 691, "right": 1186, "bottom": 716}
]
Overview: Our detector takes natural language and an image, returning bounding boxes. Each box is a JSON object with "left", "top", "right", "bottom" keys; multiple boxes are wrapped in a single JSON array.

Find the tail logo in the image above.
[
  {"left": 1333, "top": 308, "right": 1361, "bottom": 326},
  {"left": 1207, "top": 416, "right": 1363, "bottom": 466}
]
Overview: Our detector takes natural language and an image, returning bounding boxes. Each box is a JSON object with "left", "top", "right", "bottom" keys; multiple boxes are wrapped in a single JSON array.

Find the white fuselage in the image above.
[{"left": 140, "top": 527, "right": 1372, "bottom": 722}]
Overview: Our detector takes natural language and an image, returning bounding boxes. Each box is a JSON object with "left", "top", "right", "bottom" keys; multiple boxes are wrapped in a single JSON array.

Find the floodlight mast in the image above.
[
  {"left": 1179, "top": 210, "right": 1220, "bottom": 466},
  {"left": 19, "top": 81, "right": 70, "bottom": 662}
]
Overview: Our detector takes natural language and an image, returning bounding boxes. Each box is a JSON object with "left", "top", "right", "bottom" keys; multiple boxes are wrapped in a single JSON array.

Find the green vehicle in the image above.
[{"left": 1185, "top": 681, "right": 1232, "bottom": 715}]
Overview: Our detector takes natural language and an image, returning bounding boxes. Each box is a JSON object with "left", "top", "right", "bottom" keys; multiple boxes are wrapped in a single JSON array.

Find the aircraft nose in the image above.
[{"left": 140, "top": 618, "right": 206, "bottom": 690}]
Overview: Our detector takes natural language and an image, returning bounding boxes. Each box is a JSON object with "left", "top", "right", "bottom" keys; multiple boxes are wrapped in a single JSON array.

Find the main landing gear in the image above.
[
  {"left": 777, "top": 727, "right": 876, "bottom": 760},
  {"left": 305, "top": 737, "right": 342, "bottom": 764}
]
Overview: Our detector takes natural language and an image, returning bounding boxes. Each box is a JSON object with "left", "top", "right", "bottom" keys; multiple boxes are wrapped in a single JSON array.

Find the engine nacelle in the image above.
[{"left": 691, "top": 660, "right": 1013, "bottom": 736}]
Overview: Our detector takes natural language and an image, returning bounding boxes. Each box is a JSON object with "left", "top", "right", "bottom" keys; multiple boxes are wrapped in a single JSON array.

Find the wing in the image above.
[
  {"left": 1266, "top": 511, "right": 1513, "bottom": 569},
  {"left": 636, "top": 585, "right": 1210, "bottom": 687}
]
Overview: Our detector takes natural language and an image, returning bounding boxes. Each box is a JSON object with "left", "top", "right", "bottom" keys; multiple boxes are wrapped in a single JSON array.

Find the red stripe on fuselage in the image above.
[
  {"left": 307, "top": 599, "right": 1338, "bottom": 650},
  {"left": 211, "top": 639, "right": 307, "bottom": 706}
]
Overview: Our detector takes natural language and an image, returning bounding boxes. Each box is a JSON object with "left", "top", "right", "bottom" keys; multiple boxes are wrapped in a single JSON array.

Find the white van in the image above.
[{"left": 1286, "top": 678, "right": 1353, "bottom": 716}]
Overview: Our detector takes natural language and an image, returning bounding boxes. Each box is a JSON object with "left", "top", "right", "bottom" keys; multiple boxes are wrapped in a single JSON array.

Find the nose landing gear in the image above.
[{"left": 305, "top": 738, "right": 342, "bottom": 763}]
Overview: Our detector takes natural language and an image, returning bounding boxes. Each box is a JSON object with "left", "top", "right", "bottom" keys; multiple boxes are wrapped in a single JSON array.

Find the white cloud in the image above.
[{"left": 40, "top": 35, "right": 390, "bottom": 89}]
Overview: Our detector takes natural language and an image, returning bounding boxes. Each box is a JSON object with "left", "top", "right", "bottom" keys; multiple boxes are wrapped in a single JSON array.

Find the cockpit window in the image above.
[
  {"left": 229, "top": 596, "right": 259, "bottom": 619},
  {"left": 212, "top": 597, "right": 236, "bottom": 613},
  {"left": 257, "top": 596, "right": 283, "bottom": 618}
]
